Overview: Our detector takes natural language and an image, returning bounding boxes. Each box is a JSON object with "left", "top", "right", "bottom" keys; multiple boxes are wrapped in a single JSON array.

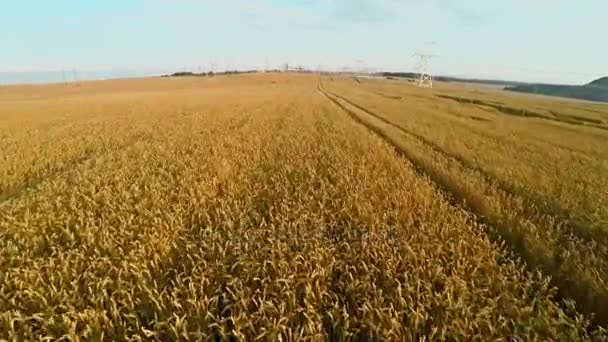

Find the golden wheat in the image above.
[
  {"left": 322, "top": 77, "right": 608, "bottom": 327},
  {"left": 0, "top": 74, "right": 603, "bottom": 340}
]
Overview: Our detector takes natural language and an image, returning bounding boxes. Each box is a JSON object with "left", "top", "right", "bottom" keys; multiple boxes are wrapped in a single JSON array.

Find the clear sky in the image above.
[{"left": 1, "top": 0, "right": 606, "bottom": 84}]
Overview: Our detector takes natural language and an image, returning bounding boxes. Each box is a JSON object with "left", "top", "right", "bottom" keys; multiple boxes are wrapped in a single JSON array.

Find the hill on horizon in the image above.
[
  {"left": 506, "top": 77, "right": 608, "bottom": 103},
  {"left": 378, "top": 72, "right": 527, "bottom": 87},
  {"left": 589, "top": 77, "right": 608, "bottom": 87}
]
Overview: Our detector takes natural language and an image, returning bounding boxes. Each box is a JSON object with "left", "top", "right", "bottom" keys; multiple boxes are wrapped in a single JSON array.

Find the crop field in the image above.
[{"left": 1, "top": 73, "right": 607, "bottom": 340}]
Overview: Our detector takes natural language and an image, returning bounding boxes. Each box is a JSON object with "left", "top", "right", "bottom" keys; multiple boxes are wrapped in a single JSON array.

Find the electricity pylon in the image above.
[
  {"left": 412, "top": 52, "right": 435, "bottom": 88},
  {"left": 72, "top": 69, "right": 80, "bottom": 86}
]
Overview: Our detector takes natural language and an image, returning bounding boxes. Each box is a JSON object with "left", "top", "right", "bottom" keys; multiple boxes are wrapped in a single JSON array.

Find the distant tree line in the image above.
[{"left": 164, "top": 70, "right": 260, "bottom": 78}]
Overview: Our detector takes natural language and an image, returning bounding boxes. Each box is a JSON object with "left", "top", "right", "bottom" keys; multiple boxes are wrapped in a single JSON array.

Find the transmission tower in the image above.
[
  {"left": 412, "top": 52, "right": 435, "bottom": 88},
  {"left": 355, "top": 60, "right": 367, "bottom": 75},
  {"left": 72, "top": 69, "right": 80, "bottom": 86}
]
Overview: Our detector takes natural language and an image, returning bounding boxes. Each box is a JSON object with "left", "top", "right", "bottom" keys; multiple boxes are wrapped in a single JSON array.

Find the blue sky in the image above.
[{"left": 1, "top": 0, "right": 606, "bottom": 84}]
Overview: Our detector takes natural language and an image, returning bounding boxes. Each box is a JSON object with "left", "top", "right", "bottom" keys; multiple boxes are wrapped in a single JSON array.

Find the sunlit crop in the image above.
[{"left": 0, "top": 74, "right": 604, "bottom": 340}]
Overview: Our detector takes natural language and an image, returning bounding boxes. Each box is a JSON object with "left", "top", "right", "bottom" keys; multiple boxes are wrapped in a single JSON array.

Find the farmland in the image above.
[{"left": 1, "top": 73, "right": 607, "bottom": 340}]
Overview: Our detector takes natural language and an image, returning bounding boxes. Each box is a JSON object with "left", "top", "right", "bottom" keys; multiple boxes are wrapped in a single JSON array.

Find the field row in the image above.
[
  {"left": 321, "top": 77, "right": 608, "bottom": 326},
  {"left": 0, "top": 75, "right": 601, "bottom": 339}
]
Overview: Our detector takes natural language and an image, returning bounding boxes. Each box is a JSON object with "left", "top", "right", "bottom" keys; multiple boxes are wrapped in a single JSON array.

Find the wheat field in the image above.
[{"left": 1, "top": 73, "right": 607, "bottom": 340}]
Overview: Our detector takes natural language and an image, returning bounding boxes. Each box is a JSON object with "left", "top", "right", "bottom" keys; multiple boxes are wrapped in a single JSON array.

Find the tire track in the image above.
[
  {"left": 320, "top": 83, "right": 607, "bottom": 249},
  {"left": 318, "top": 81, "right": 608, "bottom": 327},
  {"left": 437, "top": 94, "right": 608, "bottom": 131},
  {"left": 356, "top": 85, "right": 607, "bottom": 157},
  {"left": 318, "top": 82, "right": 496, "bottom": 226}
]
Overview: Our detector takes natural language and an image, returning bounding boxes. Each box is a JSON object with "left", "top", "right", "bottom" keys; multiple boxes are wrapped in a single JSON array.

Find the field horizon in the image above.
[{"left": 1, "top": 73, "right": 607, "bottom": 340}]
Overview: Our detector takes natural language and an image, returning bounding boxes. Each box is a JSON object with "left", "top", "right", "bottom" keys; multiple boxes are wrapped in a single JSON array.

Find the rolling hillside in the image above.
[{"left": 506, "top": 77, "right": 608, "bottom": 103}]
